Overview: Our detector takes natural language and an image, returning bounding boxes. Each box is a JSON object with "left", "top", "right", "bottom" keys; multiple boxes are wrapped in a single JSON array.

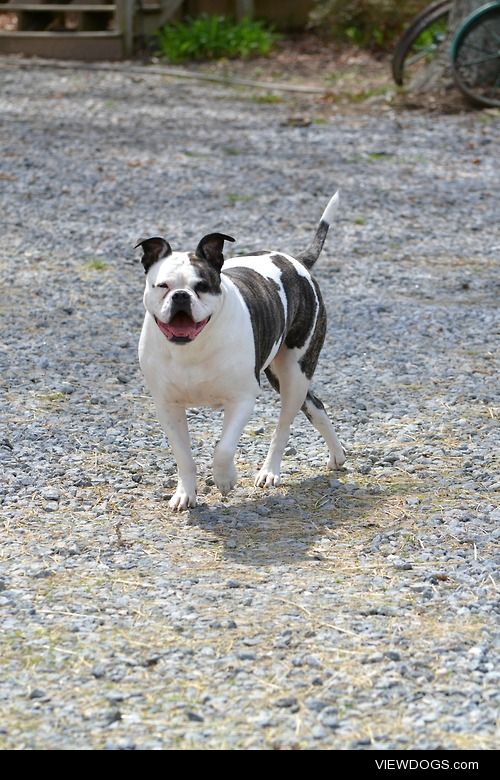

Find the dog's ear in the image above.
[
  {"left": 196, "top": 233, "right": 235, "bottom": 271},
  {"left": 135, "top": 237, "right": 172, "bottom": 273}
]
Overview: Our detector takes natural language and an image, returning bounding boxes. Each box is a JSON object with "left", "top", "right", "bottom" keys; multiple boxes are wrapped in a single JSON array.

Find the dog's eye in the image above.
[
  {"left": 195, "top": 282, "right": 210, "bottom": 295},
  {"left": 155, "top": 282, "right": 169, "bottom": 290}
]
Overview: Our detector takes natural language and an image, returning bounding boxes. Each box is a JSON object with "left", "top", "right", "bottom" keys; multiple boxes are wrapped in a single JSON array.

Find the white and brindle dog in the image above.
[{"left": 137, "top": 192, "right": 345, "bottom": 511}]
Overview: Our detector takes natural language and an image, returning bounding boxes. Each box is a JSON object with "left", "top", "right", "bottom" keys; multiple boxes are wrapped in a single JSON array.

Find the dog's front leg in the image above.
[
  {"left": 155, "top": 403, "right": 197, "bottom": 511},
  {"left": 213, "top": 398, "right": 255, "bottom": 495}
]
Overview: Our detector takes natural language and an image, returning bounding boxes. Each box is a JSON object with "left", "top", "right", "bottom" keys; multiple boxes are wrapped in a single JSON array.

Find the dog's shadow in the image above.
[{"left": 187, "top": 473, "right": 386, "bottom": 567}]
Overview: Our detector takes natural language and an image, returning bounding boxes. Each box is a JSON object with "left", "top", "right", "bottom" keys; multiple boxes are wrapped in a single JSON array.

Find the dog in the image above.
[{"left": 137, "top": 192, "right": 345, "bottom": 511}]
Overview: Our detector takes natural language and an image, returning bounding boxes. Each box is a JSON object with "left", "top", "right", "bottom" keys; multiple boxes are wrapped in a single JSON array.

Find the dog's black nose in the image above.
[{"left": 172, "top": 290, "right": 190, "bottom": 302}]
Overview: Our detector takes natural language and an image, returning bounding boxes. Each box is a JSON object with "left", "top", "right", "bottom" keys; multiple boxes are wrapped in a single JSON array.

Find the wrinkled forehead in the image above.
[{"left": 150, "top": 252, "right": 200, "bottom": 288}]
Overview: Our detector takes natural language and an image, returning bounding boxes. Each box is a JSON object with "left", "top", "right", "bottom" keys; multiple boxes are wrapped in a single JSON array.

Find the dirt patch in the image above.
[
  {"left": 151, "top": 32, "right": 481, "bottom": 114},
  {"left": 157, "top": 34, "right": 393, "bottom": 105}
]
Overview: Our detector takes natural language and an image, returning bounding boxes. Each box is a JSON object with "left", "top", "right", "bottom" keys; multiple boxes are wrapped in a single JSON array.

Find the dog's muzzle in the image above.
[
  {"left": 170, "top": 290, "right": 192, "bottom": 317},
  {"left": 156, "top": 291, "right": 209, "bottom": 344}
]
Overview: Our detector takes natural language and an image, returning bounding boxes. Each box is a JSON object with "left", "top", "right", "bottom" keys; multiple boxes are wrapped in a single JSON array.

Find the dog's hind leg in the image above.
[
  {"left": 265, "top": 365, "right": 346, "bottom": 474},
  {"left": 256, "top": 351, "right": 310, "bottom": 488},
  {"left": 301, "top": 391, "right": 346, "bottom": 470}
]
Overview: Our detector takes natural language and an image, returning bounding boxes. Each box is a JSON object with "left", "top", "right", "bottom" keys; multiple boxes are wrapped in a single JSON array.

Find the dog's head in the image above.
[{"left": 137, "top": 233, "right": 235, "bottom": 344}]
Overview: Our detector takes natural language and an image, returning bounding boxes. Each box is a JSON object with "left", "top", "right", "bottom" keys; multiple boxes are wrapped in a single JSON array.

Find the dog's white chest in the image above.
[{"left": 139, "top": 309, "right": 257, "bottom": 408}]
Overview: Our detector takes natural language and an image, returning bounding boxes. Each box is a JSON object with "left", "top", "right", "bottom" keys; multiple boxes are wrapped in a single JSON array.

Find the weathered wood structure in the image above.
[{"left": 0, "top": 0, "right": 311, "bottom": 59}]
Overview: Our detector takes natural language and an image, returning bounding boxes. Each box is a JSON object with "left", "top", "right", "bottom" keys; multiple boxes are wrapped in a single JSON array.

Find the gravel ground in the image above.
[{"left": 0, "top": 59, "right": 499, "bottom": 751}]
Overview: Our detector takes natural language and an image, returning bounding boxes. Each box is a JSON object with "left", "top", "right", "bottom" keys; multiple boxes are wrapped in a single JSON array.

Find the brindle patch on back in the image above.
[
  {"left": 270, "top": 255, "right": 318, "bottom": 351},
  {"left": 222, "top": 266, "right": 285, "bottom": 383},
  {"left": 299, "top": 277, "right": 326, "bottom": 379},
  {"left": 188, "top": 254, "right": 223, "bottom": 296}
]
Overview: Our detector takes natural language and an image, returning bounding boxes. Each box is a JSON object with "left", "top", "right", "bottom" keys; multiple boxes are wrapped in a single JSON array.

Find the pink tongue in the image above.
[{"left": 158, "top": 313, "right": 207, "bottom": 340}]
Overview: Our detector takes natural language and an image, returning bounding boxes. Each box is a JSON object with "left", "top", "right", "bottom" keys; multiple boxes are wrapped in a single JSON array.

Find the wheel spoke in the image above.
[
  {"left": 460, "top": 41, "right": 497, "bottom": 54},
  {"left": 452, "top": 6, "right": 500, "bottom": 106},
  {"left": 484, "top": 25, "right": 500, "bottom": 46},
  {"left": 458, "top": 53, "right": 500, "bottom": 67},
  {"left": 406, "top": 48, "right": 435, "bottom": 67}
]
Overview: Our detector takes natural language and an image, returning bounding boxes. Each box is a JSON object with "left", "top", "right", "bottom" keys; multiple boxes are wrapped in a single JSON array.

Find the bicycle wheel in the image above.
[
  {"left": 392, "top": 0, "right": 451, "bottom": 86},
  {"left": 451, "top": 2, "right": 500, "bottom": 108}
]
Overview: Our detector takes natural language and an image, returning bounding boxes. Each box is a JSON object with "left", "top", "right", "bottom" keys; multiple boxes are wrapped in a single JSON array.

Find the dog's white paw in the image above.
[
  {"left": 255, "top": 469, "right": 281, "bottom": 488},
  {"left": 327, "top": 447, "right": 346, "bottom": 470},
  {"left": 213, "top": 464, "right": 238, "bottom": 496},
  {"left": 168, "top": 488, "right": 196, "bottom": 511}
]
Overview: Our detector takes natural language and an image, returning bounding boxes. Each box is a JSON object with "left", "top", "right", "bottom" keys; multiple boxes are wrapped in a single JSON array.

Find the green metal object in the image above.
[
  {"left": 392, "top": 0, "right": 451, "bottom": 86},
  {"left": 451, "top": 2, "right": 500, "bottom": 107}
]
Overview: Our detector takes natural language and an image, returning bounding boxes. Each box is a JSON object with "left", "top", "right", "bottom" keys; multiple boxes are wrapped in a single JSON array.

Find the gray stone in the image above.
[
  {"left": 186, "top": 711, "right": 204, "bottom": 723},
  {"left": 0, "top": 57, "right": 498, "bottom": 752},
  {"left": 319, "top": 708, "right": 340, "bottom": 729},
  {"left": 274, "top": 697, "right": 298, "bottom": 709}
]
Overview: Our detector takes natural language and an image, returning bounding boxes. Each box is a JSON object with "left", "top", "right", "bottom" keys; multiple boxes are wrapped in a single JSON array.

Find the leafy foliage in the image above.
[
  {"left": 413, "top": 17, "right": 448, "bottom": 51},
  {"left": 309, "top": 0, "right": 432, "bottom": 50},
  {"left": 157, "top": 15, "right": 279, "bottom": 63}
]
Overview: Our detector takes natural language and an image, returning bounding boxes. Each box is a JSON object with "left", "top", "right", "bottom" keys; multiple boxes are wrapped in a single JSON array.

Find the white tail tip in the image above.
[{"left": 321, "top": 191, "right": 339, "bottom": 226}]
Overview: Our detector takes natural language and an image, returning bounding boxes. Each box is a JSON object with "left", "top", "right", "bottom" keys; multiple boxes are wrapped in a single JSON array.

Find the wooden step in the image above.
[
  {"left": 0, "top": 4, "right": 117, "bottom": 11},
  {"left": 0, "top": 30, "right": 124, "bottom": 59},
  {"left": 0, "top": 0, "right": 140, "bottom": 59}
]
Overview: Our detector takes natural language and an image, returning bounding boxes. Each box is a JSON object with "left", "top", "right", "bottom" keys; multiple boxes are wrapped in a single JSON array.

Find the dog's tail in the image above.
[{"left": 296, "top": 191, "right": 339, "bottom": 269}]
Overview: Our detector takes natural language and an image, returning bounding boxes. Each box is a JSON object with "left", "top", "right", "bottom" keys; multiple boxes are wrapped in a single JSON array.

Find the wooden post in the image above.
[
  {"left": 235, "top": 0, "right": 253, "bottom": 20},
  {"left": 116, "top": 0, "right": 134, "bottom": 56}
]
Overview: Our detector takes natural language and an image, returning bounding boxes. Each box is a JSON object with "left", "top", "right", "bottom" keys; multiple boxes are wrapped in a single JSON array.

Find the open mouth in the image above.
[{"left": 155, "top": 312, "right": 210, "bottom": 343}]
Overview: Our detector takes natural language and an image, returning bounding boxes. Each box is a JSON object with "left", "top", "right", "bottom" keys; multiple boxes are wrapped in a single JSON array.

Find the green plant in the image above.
[
  {"left": 309, "top": 0, "right": 431, "bottom": 50},
  {"left": 413, "top": 17, "right": 448, "bottom": 52},
  {"left": 157, "top": 15, "right": 279, "bottom": 63},
  {"left": 85, "top": 258, "right": 108, "bottom": 271},
  {"left": 252, "top": 94, "right": 284, "bottom": 104},
  {"left": 226, "top": 193, "right": 254, "bottom": 205}
]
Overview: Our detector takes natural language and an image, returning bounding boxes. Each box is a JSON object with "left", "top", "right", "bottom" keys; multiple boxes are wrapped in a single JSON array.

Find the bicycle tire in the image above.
[
  {"left": 392, "top": 0, "right": 452, "bottom": 85},
  {"left": 451, "top": 2, "right": 500, "bottom": 108}
]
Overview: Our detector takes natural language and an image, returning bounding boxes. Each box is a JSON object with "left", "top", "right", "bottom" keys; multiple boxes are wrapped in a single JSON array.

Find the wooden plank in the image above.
[
  {"left": 0, "top": 30, "right": 124, "bottom": 58},
  {"left": 0, "top": 5, "right": 116, "bottom": 11},
  {"left": 0, "top": 30, "right": 122, "bottom": 36}
]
